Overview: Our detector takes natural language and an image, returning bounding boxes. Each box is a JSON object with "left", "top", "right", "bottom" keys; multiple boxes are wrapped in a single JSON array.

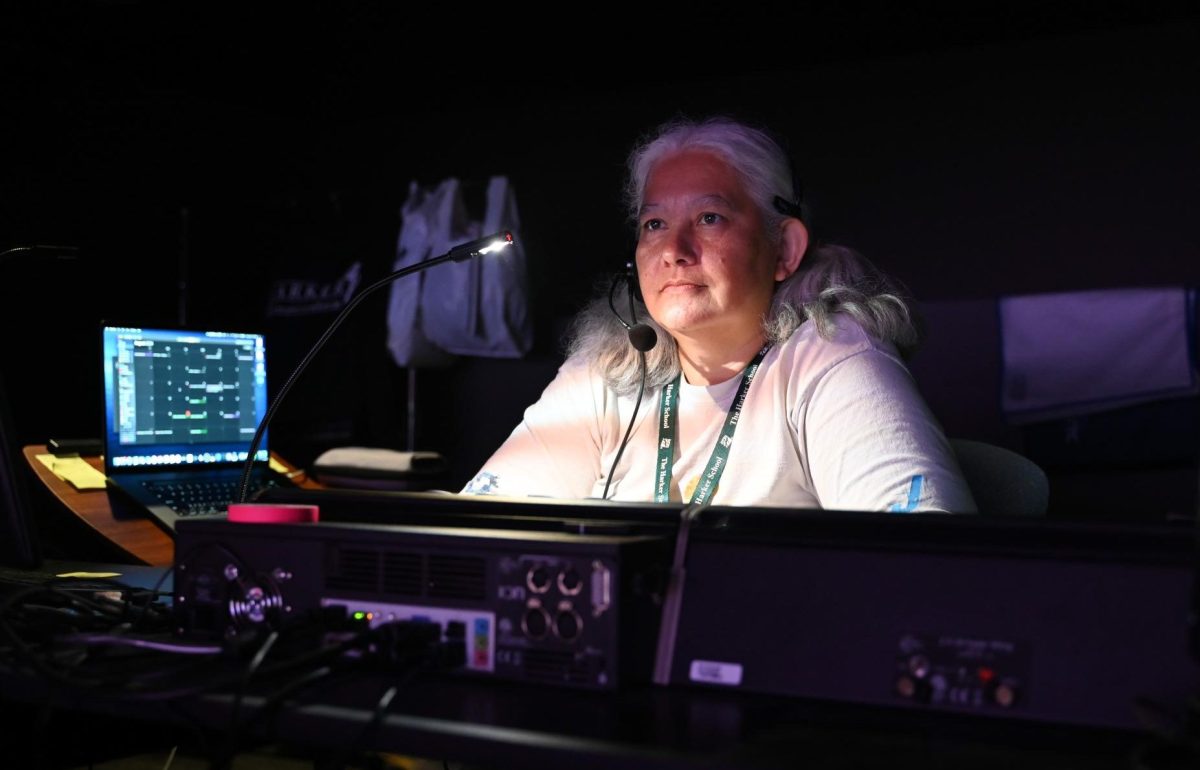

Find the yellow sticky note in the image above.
[
  {"left": 56, "top": 571, "right": 122, "bottom": 579},
  {"left": 35, "top": 453, "right": 109, "bottom": 490}
]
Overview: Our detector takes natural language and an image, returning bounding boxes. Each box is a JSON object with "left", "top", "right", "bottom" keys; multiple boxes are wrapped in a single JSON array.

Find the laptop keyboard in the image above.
[{"left": 142, "top": 476, "right": 287, "bottom": 518}]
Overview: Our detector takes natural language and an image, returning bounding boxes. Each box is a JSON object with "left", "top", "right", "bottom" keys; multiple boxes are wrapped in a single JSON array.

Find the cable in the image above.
[
  {"left": 0, "top": 244, "right": 80, "bottom": 264},
  {"left": 116, "top": 619, "right": 362, "bottom": 702},
  {"left": 201, "top": 665, "right": 343, "bottom": 770},
  {"left": 601, "top": 265, "right": 657, "bottom": 500},
  {"left": 130, "top": 565, "right": 176, "bottom": 632},
  {"left": 3, "top": 581, "right": 477, "bottom": 769},
  {"left": 220, "top": 630, "right": 280, "bottom": 770},
  {"left": 231, "top": 664, "right": 339, "bottom": 740},
  {"left": 326, "top": 682, "right": 403, "bottom": 769},
  {"left": 0, "top": 582, "right": 141, "bottom": 689},
  {"left": 1, "top": 573, "right": 348, "bottom": 701},
  {"left": 602, "top": 350, "right": 648, "bottom": 501},
  {"left": 54, "top": 634, "right": 223, "bottom": 655},
  {"left": 319, "top": 621, "right": 464, "bottom": 770},
  {"left": 194, "top": 617, "right": 384, "bottom": 767},
  {"left": 366, "top": 684, "right": 399, "bottom": 739},
  {"left": 3, "top": 574, "right": 470, "bottom": 769}
]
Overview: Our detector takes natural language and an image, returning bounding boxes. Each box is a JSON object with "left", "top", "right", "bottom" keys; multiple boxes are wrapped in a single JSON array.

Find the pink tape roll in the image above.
[{"left": 227, "top": 503, "right": 320, "bottom": 524}]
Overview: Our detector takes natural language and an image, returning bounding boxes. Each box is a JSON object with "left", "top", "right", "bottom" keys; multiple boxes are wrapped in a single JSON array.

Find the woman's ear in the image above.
[{"left": 775, "top": 219, "right": 809, "bottom": 281}]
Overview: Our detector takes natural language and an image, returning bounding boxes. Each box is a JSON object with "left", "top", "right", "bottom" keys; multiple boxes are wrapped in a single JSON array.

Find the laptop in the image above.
[{"left": 101, "top": 324, "right": 295, "bottom": 532}]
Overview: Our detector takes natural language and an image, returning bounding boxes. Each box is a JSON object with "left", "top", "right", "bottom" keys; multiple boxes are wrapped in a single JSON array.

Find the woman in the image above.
[{"left": 464, "top": 116, "right": 976, "bottom": 513}]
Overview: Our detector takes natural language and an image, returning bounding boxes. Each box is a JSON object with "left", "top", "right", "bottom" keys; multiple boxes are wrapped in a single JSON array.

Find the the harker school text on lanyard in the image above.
[{"left": 654, "top": 344, "right": 772, "bottom": 505}]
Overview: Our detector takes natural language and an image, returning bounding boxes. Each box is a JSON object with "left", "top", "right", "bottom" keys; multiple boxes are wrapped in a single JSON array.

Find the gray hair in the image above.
[
  {"left": 624, "top": 114, "right": 798, "bottom": 243},
  {"left": 568, "top": 116, "right": 920, "bottom": 397}
]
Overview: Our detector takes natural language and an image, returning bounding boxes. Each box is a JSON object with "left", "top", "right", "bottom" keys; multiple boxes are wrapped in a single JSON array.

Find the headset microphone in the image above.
[
  {"left": 627, "top": 322, "right": 657, "bottom": 353},
  {"left": 608, "top": 262, "right": 658, "bottom": 352},
  {"left": 601, "top": 262, "right": 659, "bottom": 501}
]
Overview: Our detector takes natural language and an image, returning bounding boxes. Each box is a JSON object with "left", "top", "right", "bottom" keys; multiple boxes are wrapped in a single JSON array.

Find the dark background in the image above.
[{"left": 2, "top": 2, "right": 1198, "bottom": 532}]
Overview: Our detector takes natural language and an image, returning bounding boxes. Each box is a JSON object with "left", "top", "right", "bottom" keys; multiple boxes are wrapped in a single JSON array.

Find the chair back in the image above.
[{"left": 950, "top": 438, "right": 1050, "bottom": 516}]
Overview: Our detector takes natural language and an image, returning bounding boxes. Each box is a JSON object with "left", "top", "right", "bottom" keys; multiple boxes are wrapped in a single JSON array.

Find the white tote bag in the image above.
[
  {"left": 387, "top": 176, "right": 533, "bottom": 365},
  {"left": 385, "top": 180, "right": 458, "bottom": 367}
]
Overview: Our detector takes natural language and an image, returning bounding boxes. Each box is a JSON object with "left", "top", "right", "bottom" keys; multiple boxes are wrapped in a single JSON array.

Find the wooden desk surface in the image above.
[{"left": 22, "top": 445, "right": 317, "bottom": 567}]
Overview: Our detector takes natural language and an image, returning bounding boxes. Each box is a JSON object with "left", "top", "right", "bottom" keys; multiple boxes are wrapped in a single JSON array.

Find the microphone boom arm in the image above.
[{"left": 236, "top": 230, "right": 513, "bottom": 503}]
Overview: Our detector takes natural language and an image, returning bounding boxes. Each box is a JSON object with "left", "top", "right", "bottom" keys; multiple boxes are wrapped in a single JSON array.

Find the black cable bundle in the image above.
[
  {"left": 0, "top": 577, "right": 178, "bottom": 690},
  {"left": 206, "top": 617, "right": 467, "bottom": 770},
  {"left": 2, "top": 570, "right": 470, "bottom": 767}
]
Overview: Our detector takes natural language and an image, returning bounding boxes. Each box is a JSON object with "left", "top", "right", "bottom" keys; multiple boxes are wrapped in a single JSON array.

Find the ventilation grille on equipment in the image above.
[
  {"left": 521, "top": 649, "right": 594, "bottom": 686},
  {"left": 383, "top": 551, "right": 423, "bottom": 595},
  {"left": 326, "top": 548, "right": 381, "bottom": 591},
  {"left": 428, "top": 554, "right": 486, "bottom": 599},
  {"left": 325, "top": 547, "right": 485, "bottom": 599}
]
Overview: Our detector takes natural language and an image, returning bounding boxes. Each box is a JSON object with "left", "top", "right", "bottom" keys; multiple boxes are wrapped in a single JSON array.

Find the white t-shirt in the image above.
[{"left": 464, "top": 315, "right": 977, "bottom": 513}]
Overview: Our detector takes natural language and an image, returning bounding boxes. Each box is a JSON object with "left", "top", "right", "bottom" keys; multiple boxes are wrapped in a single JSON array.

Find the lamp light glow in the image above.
[
  {"left": 449, "top": 230, "right": 514, "bottom": 260},
  {"left": 478, "top": 233, "right": 514, "bottom": 255}
]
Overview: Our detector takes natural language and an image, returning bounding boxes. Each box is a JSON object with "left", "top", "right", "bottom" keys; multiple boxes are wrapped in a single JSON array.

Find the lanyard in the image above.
[{"left": 654, "top": 344, "right": 771, "bottom": 505}]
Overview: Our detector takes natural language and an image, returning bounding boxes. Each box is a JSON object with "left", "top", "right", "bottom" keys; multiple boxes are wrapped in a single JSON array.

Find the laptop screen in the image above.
[{"left": 101, "top": 325, "right": 270, "bottom": 474}]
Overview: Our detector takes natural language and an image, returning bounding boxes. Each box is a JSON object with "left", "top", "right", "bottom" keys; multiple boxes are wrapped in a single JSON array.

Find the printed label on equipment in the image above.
[
  {"left": 894, "top": 632, "right": 1029, "bottom": 711},
  {"left": 689, "top": 659, "right": 743, "bottom": 686}
]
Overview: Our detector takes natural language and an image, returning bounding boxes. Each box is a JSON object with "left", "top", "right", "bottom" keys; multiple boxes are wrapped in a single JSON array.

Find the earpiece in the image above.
[
  {"left": 772, "top": 195, "right": 804, "bottom": 220},
  {"left": 626, "top": 261, "right": 645, "bottom": 304},
  {"left": 763, "top": 125, "right": 806, "bottom": 222}
]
